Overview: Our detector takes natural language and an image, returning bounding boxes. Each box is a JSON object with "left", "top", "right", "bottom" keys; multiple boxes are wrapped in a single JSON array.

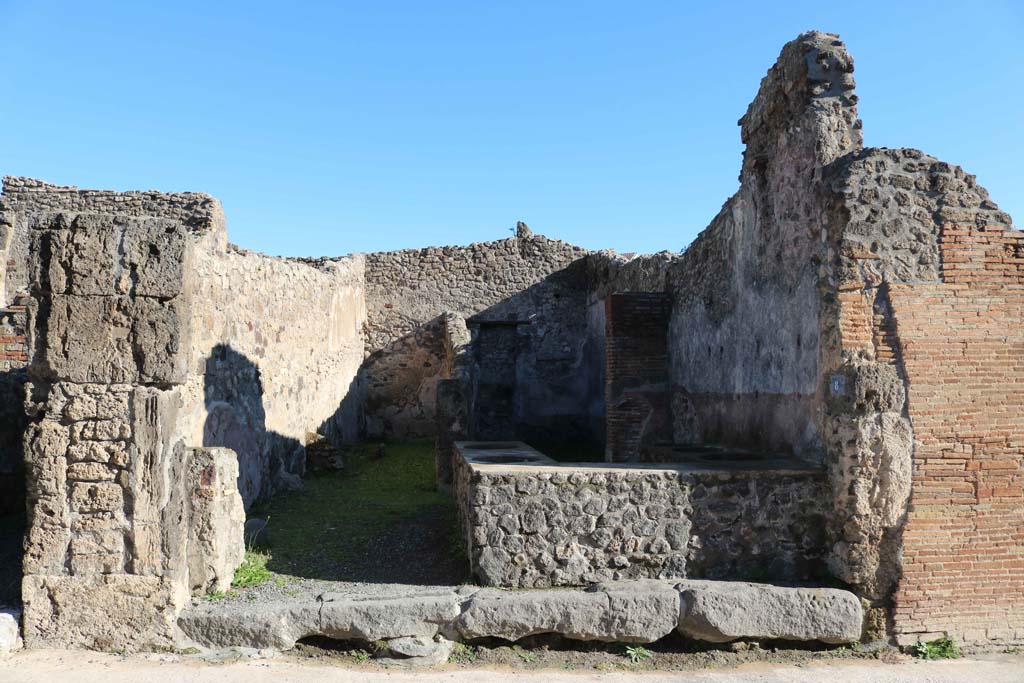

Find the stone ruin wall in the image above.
[
  {"left": 665, "top": 32, "right": 860, "bottom": 461},
  {"left": 446, "top": 32, "right": 1024, "bottom": 646},
  {"left": 178, "top": 241, "right": 365, "bottom": 507},
  {"left": 0, "top": 178, "right": 369, "bottom": 648},
  {"left": 361, "top": 225, "right": 589, "bottom": 441},
  {"left": 450, "top": 31, "right": 865, "bottom": 589},
  {"left": 0, "top": 29, "right": 1020, "bottom": 650},
  {"left": 2, "top": 179, "right": 369, "bottom": 510},
  {"left": 0, "top": 178, "right": 227, "bottom": 521},
  {"left": 14, "top": 191, "right": 244, "bottom": 650}
]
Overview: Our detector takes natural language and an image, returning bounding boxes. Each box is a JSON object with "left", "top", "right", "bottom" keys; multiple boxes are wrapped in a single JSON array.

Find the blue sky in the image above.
[{"left": 2, "top": 1, "right": 1021, "bottom": 257}]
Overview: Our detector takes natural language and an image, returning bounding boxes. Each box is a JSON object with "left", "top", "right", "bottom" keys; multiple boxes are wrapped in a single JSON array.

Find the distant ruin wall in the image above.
[
  {"left": 468, "top": 257, "right": 597, "bottom": 447},
  {"left": 178, "top": 244, "right": 365, "bottom": 507},
  {"left": 362, "top": 225, "right": 588, "bottom": 440}
]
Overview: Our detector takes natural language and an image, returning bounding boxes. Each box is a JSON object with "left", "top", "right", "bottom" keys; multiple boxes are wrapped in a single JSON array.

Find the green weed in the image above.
[
  {"left": 913, "top": 636, "right": 961, "bottom": 660},
  {"left": 232, "top": 549, "right": 273, "bottom": 588},
  {"left": 625, "top": 644, "right": 653, "bottom": 664},
  {"left": 512, "top": 645, "right": 538, "bottom": 663}
]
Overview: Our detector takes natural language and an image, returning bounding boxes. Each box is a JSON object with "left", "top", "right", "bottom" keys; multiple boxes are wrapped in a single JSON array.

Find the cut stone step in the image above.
[{"left": 177, "top": 579, "right": 863, "bottom": 655}]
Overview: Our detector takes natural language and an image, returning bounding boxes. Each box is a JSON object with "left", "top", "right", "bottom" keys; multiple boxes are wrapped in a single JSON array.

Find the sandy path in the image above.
[{"left": 1, "top": 649, "right": 1022, "bottom": 682}]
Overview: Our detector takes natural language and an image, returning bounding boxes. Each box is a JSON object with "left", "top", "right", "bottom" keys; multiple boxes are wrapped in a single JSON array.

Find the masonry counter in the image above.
[{"left": 453, "top": 441, "right": 828, "bottom": 588}]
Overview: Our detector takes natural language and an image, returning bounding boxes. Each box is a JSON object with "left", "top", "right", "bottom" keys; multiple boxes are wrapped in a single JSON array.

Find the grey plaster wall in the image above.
[{"left": 659, "top": 31, "right": 861, "bottom": 460}]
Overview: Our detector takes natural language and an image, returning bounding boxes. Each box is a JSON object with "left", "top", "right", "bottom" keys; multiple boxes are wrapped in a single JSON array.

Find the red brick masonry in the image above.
[{"left": 889, "top": 224, "right": 1024, "bottom": 644}]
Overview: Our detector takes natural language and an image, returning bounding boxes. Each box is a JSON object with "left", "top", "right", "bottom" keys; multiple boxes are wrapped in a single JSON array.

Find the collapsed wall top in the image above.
[{"left": 740, "top": 31, "right": 862, "bottom": 174}]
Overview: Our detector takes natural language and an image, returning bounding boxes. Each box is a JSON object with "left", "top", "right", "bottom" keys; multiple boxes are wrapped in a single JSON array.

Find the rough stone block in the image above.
[
  {"left": 35, "top": 213, "right": 187, "bottom": 298},
  {"left": 42, "top": 294, "right": 137, "bottom": 383},
  {"left": 126, "top": 386, "right": 187, "bottom": 576},
  {"left": 123, "top": 217, "right": 187, "bottom": 298},
  {"left": 186, "top": 447, "right": 245, "bottom": 595},
  {"left": 0, "top": 609, "right": 21, "bottom": 656},
  {"left": 318, "top": 589, "right": 461, "bottom": 641},
  {"left": 455, "top": 582, "right": 678, "bottom": 643},
  {"left": 21, "top": 575, "right": 184, "bottom": 651},
  {"left": 178, "top": 588, "right": 462, "bottom": 650},
  {"left": 131, "top": 296, "right": 189, "bottom": 384},
  {"left": 69, "top": 481, "right": 124, "bottom": 514},
  {"left": 827, "top": 362, "right": 906, "bottom": 415},
  {"left": 66, "top": 461, "right": 119, "bottom": 482},
  {"left": 38, "top": 292, "right": 187, "bottom": 385},
  {"left": 177, "top": 603, "right": 320, "bottom": 650},
  {"left": 379, "top": 636, "right": 454, "bottom": 666},
  {"left": 676, "top": 580, "right": 863, "bottom": 644},
  {"left": 58, "top": 215, "right": 120, "bottom": 296}
]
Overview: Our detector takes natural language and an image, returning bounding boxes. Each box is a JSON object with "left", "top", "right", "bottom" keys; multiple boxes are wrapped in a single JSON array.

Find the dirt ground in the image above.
[
  {"left": 294, "top": 633, "right": 904, "bottom": 671},
  {"left": 1, "top": 648, "right": 1022, "bottom": 683}
]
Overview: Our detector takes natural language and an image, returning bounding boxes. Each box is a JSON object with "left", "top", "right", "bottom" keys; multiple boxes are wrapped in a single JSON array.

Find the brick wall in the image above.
[
  {"left": 604, "top": 293, "right": 671, "bottom": 462},
  {"left": 0, "top": 295, "right": 28, "bottom": 369},
  {"left": 940, "top": 224, "right": 1024, "bottom": 286},
  {"left": 889, "top": 220, "right": 1024, "bottom": 646}
]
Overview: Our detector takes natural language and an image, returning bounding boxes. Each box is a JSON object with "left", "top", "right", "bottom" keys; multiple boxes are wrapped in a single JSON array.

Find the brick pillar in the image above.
[{"left": 604, "top": 293, "right": 671, "bottom": 462}]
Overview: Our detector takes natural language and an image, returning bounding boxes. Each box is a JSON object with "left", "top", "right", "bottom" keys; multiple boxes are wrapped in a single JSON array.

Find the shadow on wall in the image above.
[
  {"left": 359, "top": 314, "right": 449, "bottom": 442},
  {"left": 465, "top": 259, "right": 604, "bottom": 454},
  {"left": 0, "top": 367, "right": 27, "bottom": 605},
  {"left": 202, "top": 344, "right": 304, "bottom": 508}
]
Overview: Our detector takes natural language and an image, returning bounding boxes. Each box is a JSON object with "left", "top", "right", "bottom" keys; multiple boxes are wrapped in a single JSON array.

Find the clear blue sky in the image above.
[{"left": 2, "top": 1, "right": 1021, "bottom": 257}]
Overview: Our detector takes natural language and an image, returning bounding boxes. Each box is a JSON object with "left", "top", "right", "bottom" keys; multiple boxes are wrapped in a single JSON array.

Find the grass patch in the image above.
[
  {"left": 233, "top": 549, "right": 273, "bottom": 588},
  {"left": 912, "top": 636, "right": 960, "bottom": 660},
  {"left": 449, "top": 642, "right": 478, "bottom": 664},
  {"left": 248, "top": 440, "right": 462, "bottom": 581}
]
